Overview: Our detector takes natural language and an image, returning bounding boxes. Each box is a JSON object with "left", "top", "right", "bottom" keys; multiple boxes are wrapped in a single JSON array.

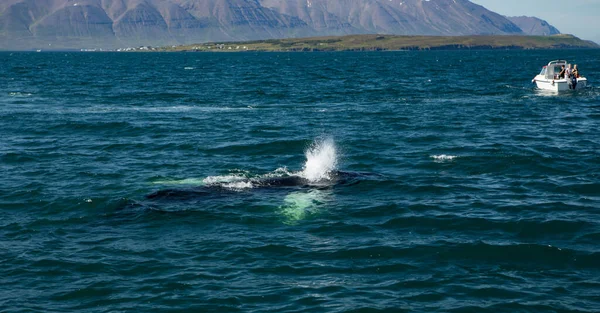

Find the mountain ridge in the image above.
[
  {"left": 0, "top": 0, "right": 567, "bottom": 50},
  {"left": 506, "top": 16, "right": 560, "bottom": 36}
]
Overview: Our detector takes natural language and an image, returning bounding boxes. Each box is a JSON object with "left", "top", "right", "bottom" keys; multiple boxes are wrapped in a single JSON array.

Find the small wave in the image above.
[
  {"left": 431, "top": 154, "right": 457, "bottom": 162},
  {"left": 151, "top": 178, "right": 206, "bottom": 185},
  {"left": 184, "top": 67, "right": 195, "bottom": 70},
  {"left": 504, "top": 85, "right": 529, "bottom": 90},
  {"left": 142, "top": 106, "right": 195, "bottom": 113},
  {"left": 8, "top": 92, "right": 32, "bottom": 97}
]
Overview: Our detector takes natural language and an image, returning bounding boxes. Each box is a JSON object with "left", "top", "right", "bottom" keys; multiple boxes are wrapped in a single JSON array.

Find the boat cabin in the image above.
[{"left": 540, "top": 60, "right": 568, "bottom": 80}]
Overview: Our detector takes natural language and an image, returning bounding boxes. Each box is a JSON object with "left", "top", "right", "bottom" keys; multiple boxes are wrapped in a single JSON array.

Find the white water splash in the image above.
[
  {"left": 301, "top": 138, "right": 338, "bottom": 182},
  {"left": 431, "top": 154, "right": 457, "bottom": 162}
]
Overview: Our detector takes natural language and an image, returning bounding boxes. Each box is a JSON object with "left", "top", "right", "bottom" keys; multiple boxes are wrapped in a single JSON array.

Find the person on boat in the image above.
[
  {"left": 558, "top": 65, "right": 566, "bottom": 79},
  {"left": 566, "top": 64, "right": 576, "bottom": 89},
  {"left": 570, "top": 65, "right": 578, "bottom": 89},
  {"left": 573, "top": 64, "right": 580, "bottom": 78},
  {"left": 565, "top": 64, "right": 573, "bottom": 89}
]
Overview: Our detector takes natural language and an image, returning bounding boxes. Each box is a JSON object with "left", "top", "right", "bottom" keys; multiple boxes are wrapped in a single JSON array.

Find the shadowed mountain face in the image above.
[
  {"left": 259, "top": 0, "right": 523, "bottom": 36},
  {"left": 0, "top": 0, "right": 561, "bottom": 50},
  {"left": 507, "top": 16, "right": 561, "bottom": 36}
]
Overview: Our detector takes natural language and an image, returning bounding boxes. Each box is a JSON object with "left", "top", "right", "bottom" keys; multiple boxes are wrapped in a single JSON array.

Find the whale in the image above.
[
  {"left": 114, "top": 139, "right": 378, "bottom": 224},
  {"left": 145, "top": 170, "right": 373, "bottom": 201}
]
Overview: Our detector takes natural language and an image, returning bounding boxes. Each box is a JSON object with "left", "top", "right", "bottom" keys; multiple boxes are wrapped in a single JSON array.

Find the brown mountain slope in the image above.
[
  {"left": 0, "top": 0, "right": 564, "bottom": 50},
  {"left": 259, "top": 0, "right": 522, "bottom": 36}
]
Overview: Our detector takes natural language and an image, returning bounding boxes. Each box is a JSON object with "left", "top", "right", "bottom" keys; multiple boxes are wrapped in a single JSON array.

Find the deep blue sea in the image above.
[{"left": 1, "top": 50, "right": 599, "bottom": 312}]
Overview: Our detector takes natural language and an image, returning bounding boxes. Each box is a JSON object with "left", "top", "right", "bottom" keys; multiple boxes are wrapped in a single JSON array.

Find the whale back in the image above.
[{"left": 144, "top": 170, "right": 376, "bottom": 201}]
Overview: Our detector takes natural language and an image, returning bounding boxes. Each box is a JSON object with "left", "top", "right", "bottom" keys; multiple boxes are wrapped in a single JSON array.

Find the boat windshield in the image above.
[
  {"left": 546, "top": 65, "right": 563, "bottom": 79},
  {"left": 539, "top": 66, "right": 547, "bottom": 76}
]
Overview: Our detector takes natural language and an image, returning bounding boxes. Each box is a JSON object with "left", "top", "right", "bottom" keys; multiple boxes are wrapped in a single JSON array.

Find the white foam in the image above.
[
  {"left": 8, "top": 92, "right": 32, "bottom": 97},
  {"left": 202, "top": 174, "right": 248, "bottom": 186},
  {"left": 144, "top": 106, "right": 194, "bottom": 113},
  {"left": 222, "top": 181, "right": 253, "bottom": 190},
  {"left": 263, "top": 167, "right": 293, "bottom": 178},
  {"left": 301, "top": 138, "right": 338, "bottom": 182},
  {"left": 152, "top": 178, "right": 207, "bottom": 185},
  {"left": 431, "top": 154, "right": 457, "bottom": 162}
]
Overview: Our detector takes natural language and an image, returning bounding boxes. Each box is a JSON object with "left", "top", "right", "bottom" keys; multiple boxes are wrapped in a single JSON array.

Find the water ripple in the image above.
[{"left": 1, "top": 50, "right": 600, "bottom": 312}]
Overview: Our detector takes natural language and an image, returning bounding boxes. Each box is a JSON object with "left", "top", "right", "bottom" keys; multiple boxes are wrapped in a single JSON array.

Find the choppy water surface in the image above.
[{"left": 1, "top": 50, "right": 599, "bottom": 312}]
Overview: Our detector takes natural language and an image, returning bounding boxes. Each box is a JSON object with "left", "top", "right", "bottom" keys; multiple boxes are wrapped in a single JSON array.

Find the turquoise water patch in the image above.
[{"left": 279, "top": 190, "right": 330, "bottom": 224}]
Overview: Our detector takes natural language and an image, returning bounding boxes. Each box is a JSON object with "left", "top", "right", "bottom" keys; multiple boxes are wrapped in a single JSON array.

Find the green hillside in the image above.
[{"left": 159, "top": 34, "right": 599, "bottom": 52}]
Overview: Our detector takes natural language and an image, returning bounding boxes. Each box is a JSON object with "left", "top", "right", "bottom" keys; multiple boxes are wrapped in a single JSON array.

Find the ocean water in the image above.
[{"left": 1, "top": 50, "right": 599, "bottom": 312}]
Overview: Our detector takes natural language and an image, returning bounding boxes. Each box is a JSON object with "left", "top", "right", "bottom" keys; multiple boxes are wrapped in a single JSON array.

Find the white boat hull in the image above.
[{"left": 534, "top": 75, "right": 587, "bottom": 92}]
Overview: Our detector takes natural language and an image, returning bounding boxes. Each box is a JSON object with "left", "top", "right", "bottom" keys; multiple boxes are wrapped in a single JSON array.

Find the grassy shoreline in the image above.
[{"left": 156, "top": 34, "right": 599, "bottom": 52}]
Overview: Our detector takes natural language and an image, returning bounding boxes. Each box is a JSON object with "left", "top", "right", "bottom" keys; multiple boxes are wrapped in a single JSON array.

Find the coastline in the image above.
[
  {"left": 155, "top": 34, "right": 599, "bottom": 53},
  {"left": 2, "top": 34, "right": 597, "bottom": 52}
]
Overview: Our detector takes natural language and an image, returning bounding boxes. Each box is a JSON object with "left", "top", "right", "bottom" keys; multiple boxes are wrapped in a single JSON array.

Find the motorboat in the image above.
[{"left": 532, "top": 60, "right": 587, "bottom": 91}]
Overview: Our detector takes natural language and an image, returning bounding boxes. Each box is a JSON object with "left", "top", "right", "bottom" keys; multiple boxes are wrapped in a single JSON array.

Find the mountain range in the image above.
[{"left": 0, "top": 0, "right": 563, "bottom": 50}]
